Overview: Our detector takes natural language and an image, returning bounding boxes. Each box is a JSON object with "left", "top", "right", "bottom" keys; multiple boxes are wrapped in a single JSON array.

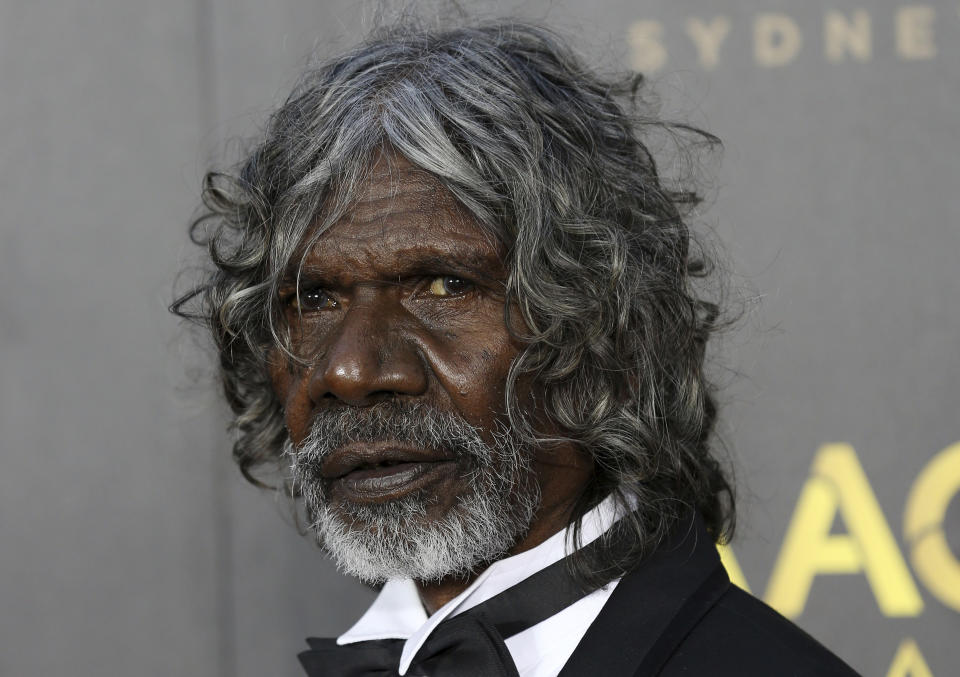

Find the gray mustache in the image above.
[{"left": 291, "top": 401, "right": 493, "bottom": 465}]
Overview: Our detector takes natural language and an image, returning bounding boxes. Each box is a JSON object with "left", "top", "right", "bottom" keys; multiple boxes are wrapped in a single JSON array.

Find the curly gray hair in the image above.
[{"left": 174, "top": 19, "right": 734, "bottom": 583}]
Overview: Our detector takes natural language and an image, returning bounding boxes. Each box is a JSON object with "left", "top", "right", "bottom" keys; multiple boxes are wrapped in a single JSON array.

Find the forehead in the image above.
[{"left": 302, "top": 152, "right": 501, "bottom": 269}]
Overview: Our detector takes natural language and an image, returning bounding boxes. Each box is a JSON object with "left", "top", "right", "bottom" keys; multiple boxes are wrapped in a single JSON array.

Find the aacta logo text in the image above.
[{"left": 720, "top": 441, "right": 960, "bottom": 677}]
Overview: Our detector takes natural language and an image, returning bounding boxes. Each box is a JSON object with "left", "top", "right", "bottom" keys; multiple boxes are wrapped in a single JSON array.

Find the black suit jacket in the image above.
[
  {"left": 299, "top": 515, "right": 861, "bottom": 676},
  {"left": 558, "top": 517, "right": 861, "bottom": 676}
]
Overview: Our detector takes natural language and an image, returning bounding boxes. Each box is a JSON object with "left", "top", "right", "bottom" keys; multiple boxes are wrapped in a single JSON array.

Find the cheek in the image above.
[
  {"left": 267, "top": 349, "right": 310, "bottom": 444},
  {"left": 423, "top": 326, "right": 520, "bottom": 427},
  {"left": 285, "top": 314, "right": 337, "bottom": 363},
  {"left": 267, "top": 348, "right": 290, "bottom": 396}
]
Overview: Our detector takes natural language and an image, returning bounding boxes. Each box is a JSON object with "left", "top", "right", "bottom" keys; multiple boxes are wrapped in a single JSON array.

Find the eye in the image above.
[
  {"left": 427, "top": 276, "right": 473, "bottom": 297},
  {"left": 289, "top": 288, "right": 337, "bottom": 312}
]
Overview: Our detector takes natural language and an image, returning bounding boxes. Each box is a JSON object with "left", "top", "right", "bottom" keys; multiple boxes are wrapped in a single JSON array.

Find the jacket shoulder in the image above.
[{"left": 660, "top": 586, "right": 861, "bottom": 676}]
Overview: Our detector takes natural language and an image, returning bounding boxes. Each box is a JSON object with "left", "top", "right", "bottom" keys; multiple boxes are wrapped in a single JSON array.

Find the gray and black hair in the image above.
[{"left": 174, "top": 19, "right": 734, "bottom": 583}]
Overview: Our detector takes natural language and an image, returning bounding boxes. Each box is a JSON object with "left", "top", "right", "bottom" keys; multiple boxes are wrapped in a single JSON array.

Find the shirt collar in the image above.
[{"left": 337, "top": 494, "right": 628, "bottom": 671}]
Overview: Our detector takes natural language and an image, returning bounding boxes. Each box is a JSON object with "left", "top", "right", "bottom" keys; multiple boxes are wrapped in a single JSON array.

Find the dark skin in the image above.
[{"left": 270, "top": 151, "right": 592, "bottom": 615}]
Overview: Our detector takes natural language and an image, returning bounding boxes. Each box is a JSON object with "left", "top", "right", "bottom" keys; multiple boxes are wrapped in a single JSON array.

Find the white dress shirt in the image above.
[{"left": 336, "top": 496, "right": 626, "bottom": 677}]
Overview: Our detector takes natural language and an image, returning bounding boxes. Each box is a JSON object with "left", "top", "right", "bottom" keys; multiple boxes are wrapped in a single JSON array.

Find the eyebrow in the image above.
[
  {"left": 279, "top": 246, "right": 507, "bottom": 287},
  {"left": 398, "top": 251, "right": 503, "bottom": 279}
]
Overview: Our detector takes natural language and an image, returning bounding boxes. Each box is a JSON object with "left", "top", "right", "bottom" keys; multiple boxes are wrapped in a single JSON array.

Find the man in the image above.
[{"left": 175, "top": 20, "right": 860, "bottom": 677}]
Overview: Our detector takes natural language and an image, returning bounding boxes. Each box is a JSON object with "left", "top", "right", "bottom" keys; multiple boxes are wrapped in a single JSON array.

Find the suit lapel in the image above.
[{"left": 557, "top": 516, "right": 730, "bottom": 677}]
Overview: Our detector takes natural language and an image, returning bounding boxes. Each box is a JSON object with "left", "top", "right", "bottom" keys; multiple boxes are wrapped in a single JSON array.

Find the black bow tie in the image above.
[
  {"left": 298, "top": 611, "right": 520, "bottom": 676},
  {"left": 298, "top": 522, "right": 631, "bottom": 677}
]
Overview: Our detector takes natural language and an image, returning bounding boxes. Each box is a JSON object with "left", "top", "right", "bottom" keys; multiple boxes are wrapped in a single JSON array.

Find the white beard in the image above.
[{"left": 285, "top": 402, "right": 541, "bottom": 584}]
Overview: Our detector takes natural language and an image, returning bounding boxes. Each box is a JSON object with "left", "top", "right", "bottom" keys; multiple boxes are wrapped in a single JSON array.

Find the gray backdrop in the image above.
[{"left": 1, "top": 1, "right": 957, "bottom": 675}]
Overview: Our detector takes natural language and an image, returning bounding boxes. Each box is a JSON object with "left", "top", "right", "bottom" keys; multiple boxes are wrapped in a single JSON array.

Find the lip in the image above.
[
  {"left": 320, "top": 441, "right": 455, "bottom": 479},
  {"left": 321, "top": 441, "right": 458, "bottom": 503},
  {"left": 332, "top": 460, "right": 458, "bottom": 502}
]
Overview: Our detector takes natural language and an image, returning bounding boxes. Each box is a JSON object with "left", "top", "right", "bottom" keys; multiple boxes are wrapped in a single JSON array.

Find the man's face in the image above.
[{"left": 270, "top": 152, "right": 588, "bottom": 583}]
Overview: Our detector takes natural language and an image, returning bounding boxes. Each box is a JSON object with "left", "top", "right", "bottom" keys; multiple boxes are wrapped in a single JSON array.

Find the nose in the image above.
[{"left": 308, "top": 296, "right": 428, "bottom": 406}]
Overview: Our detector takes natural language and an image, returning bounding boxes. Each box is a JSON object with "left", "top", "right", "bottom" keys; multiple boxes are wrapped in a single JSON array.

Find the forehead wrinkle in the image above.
[
  {"left": 317, "top": 191, "right": 494, "bottom": 260},
  {"left": 342, "top": 182, "right": 469, "bottom": 235},
  {"left": 334, "top": 205, "right": 447, "bottom": 237},
  {"left": 349, "top": 155, "right": 445, "bottom": 211}
]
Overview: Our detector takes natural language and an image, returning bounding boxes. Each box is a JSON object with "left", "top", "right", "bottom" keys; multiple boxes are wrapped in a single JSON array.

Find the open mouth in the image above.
[
  {"left": 339, "top": 458, "right": 418, "bottom": 475},
  {"left": 321, "top": 443, "right": 458, "bottom": 503}
]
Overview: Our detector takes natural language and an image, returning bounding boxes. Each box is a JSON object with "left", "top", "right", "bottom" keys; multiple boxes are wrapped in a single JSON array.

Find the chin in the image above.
[{"left": 310, "top": 483, "right": 541, "bottom": 585}]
